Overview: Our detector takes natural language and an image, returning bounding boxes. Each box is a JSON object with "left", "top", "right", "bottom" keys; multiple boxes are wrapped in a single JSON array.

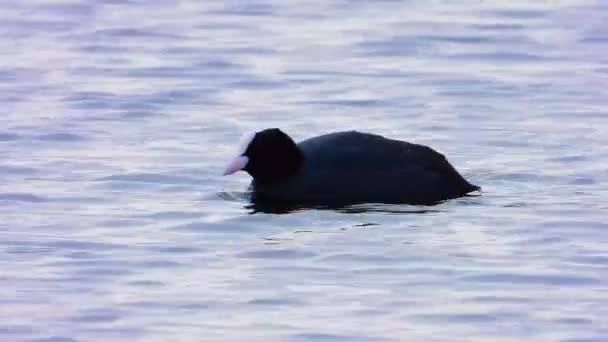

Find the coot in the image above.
[{"left": 224, "top": 129, "right": 479, "bottom": 206}]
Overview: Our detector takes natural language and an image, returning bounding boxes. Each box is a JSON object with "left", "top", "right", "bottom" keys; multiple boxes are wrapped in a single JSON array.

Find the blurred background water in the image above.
[{"left": 1, "top": 0, "right": 607, "bottom": 341}]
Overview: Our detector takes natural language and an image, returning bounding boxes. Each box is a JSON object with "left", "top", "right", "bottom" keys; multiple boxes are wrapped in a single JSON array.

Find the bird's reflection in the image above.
[
  {"left": 218, "top": 190, "right": 480, "bottom": 215},
  {"left": 245, "top": 194, "right": 444, "bottom": 215}
]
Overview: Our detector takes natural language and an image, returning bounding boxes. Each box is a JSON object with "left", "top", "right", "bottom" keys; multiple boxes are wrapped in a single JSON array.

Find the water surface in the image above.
[{"left": 1, "top": 0, "right": 607, "bottom": 341}]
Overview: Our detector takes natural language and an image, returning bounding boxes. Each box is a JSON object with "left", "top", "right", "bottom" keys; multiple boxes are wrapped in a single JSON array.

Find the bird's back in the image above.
[{"left": 252, "top": 131, "right": 479, "bottom": 205}]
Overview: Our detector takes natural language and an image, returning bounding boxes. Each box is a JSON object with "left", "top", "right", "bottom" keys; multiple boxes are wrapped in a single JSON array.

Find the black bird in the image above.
[{"left": 224, "top": 128, "right": 479, "bottom": 206}]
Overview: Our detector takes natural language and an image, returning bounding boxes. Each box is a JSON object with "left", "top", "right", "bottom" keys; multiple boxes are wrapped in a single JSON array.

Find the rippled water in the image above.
[{"left": 1, "top": 1, "right": 607, "bottom": 341}]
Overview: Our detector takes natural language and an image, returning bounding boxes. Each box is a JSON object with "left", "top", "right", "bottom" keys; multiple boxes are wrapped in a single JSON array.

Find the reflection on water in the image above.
[
  {"left": 218, "top": 190, "right": 479, "bottom": 215},
  {"left": 245, "top": 197, "right": 448, "bottom": 215},
  {"left": 1, "top": 0, "right": 608, "bottom": 341}
]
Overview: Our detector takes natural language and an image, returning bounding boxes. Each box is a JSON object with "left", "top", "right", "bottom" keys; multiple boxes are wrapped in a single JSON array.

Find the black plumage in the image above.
[{"left": 226, "top": 129, "right": 480, "bottom": 206}]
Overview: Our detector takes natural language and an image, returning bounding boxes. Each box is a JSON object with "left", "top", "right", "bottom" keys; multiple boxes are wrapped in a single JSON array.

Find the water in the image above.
[{"left": 1, "top": 0, "right": 607, "bottom": 341}]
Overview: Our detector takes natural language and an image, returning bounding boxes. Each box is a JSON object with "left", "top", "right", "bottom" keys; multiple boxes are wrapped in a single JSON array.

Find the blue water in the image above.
[{"left": 1, "top": 1, "right": 607, "bottom": 341}]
